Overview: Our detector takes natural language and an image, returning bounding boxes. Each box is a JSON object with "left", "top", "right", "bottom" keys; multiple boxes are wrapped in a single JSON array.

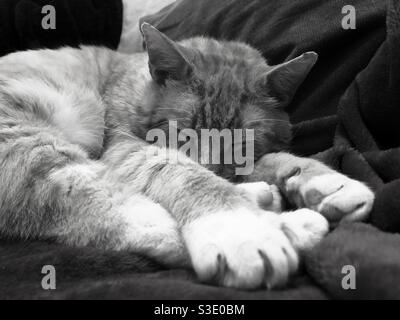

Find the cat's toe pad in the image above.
[
  {"left": 237, "top": 182, "right": 283, "bottom": 212},
  {"left": 287, "top": 173, "right": 374, "bottom": 223},
  {"left": 183, "top": 209, "right": 298, "bottom": 290}
]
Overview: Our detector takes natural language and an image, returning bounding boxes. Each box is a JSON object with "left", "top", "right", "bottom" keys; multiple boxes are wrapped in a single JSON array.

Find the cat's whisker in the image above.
[
  {"left": 148, "top": 118, "right": 191, "bottom": 131},
  {"left": 156, "top": 108, "right": 193, "bottom": 117},
  {"left": 109, "top": 128, "right": 137, "bottom": 140},
  {"left": 242, "top": 119, "right": 290, "bottom": 126}
]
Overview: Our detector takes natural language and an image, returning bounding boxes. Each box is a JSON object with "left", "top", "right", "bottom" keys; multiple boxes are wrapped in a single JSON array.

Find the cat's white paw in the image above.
[
  {"left": 278, "top": 209, "right": 329, "bottom": 253},
  {"left": 286, "top": 172, "right": 374, "bottom": 223},
  {"left": 183, "top": 209, "right": 298, "bottom": 290},
  {"left": 237, "top": 182, "right": 283, "bottom": 212},
  {"left": 118, "top": 195, "right": 188, "bottom": 266}
]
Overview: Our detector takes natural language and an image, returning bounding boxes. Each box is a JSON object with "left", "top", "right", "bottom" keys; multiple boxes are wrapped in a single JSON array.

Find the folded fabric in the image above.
[{"left": 307, "top": 223, "right": 400, "bottom": 299}]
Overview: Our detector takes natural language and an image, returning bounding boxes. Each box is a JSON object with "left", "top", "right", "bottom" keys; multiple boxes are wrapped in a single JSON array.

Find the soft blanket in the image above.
[{"left": 2, "top": 0, "right": 400, "bottom": 299}]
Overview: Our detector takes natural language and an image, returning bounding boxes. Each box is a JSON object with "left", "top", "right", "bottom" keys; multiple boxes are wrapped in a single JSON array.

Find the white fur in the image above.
[
  {"left": 237, "top": 182, "right": 272, "bottom": 206},
  {"left": 183, "top": 208, "right": 298, "bottom": 289},
  {"left": 118, "top": 194, "right": 188, "bottom": 266},
  {"left": 0, "top": 50, "right": 106, "bottom": 155},
  {"left": 279, "top": 209, "right": 329, "bottom": 252}
]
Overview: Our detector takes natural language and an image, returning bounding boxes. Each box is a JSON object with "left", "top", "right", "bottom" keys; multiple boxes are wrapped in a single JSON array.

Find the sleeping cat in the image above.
[{"left": 0, "top": 24, "right": 374, "bottom": 290}]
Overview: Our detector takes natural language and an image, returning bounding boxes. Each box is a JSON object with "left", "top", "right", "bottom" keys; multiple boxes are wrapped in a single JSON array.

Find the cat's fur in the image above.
[{"left": 0, "top": 24, "right": 374, "bottom": 290}]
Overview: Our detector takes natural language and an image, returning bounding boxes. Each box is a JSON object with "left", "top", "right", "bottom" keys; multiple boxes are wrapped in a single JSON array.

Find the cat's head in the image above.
[{"left": 141, "top": 23, "right": 317, "bottom": 180}]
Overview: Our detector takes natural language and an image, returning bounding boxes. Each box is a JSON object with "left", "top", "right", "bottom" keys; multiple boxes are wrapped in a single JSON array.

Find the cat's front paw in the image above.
[
  {"left": 285, "top": 170, "right": 374, "bottom": 223},
  {"left": 279, "top": 209, "right": 329, "bottom": 253},
  {"left": 183, "top": 209, "right": 298, "bottom": 290}
]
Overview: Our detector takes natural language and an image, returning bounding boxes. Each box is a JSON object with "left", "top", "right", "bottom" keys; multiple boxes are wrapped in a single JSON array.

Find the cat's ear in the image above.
[
  {"left": 141, "top": 23, "right": 193, "bottom": 85},
  {"left": 264, "top": 52, "right": 318, "bottom": 106}
]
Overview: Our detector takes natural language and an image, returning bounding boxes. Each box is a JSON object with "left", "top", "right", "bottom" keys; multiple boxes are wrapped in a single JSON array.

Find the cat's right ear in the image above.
[
  {"left": 141, "top": 23, "right": 193, "bottom": 85},
  {"left": 263, "top": 52, "right": 318, "bottom": 106}
]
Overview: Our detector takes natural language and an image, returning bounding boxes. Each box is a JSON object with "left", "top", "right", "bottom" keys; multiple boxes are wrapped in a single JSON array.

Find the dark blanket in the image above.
[
  {"left": 0, "top": 0, "right": 122, "bottom": 56},
  {"left": 2, "top": 0, "right": 400, "bottom": 299}
]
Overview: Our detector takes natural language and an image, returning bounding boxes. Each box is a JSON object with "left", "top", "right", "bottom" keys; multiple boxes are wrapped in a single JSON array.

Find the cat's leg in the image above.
[
  {"left": 246, "top": 152, "right": 375, "bottom": 224},
  {"left": 0, "top": 126, "right": 187, "bottom": 267},
  {"left": 104, "top": 192, "right": 188, "bottom": 266},
  {"left": 101, "top": 140, "right": 306, "bottom": 289}
]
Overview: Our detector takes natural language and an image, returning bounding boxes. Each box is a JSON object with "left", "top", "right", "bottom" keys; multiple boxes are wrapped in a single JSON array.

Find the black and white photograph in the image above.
[{"left": 0, "top": 0, "right": 399, "bottom": 305}]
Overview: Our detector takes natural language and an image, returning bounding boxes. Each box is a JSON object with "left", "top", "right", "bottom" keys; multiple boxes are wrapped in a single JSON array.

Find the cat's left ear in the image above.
[
  {"left": 141, "top": 23, "right": 193, "bottom": 85},
  {"left": 263, "top": 52, "right": 318, "bottom": 106}
]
